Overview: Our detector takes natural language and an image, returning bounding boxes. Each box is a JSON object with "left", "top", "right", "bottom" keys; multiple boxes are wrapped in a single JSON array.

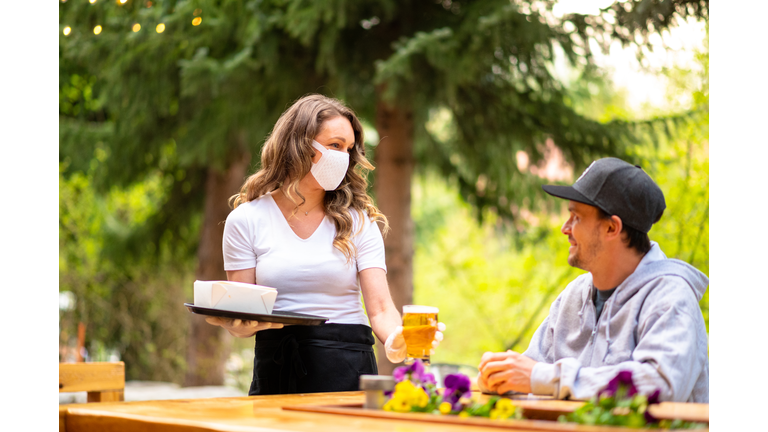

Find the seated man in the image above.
[{"left": 478, "top": 157, "right": 708, "bottom": 402}]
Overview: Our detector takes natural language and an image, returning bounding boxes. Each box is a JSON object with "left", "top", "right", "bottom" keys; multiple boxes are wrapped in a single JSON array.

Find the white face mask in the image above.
[{"left": 310, "top": 140, "right": 350, "bottom": 191}]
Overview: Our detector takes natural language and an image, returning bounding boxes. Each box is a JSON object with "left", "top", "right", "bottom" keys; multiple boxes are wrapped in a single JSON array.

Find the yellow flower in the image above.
[
  {"left": 495, "top": 398, "right": 513, "bottom": 410},
  {"left": 439, "top": 402, "right": 452, "bottom": 415},
  {"left": 384, "top": 395, "right": 411, "bottom": 413},
  {"left": 394, "top": 380, "right": 429, "bottom": 408},
  {"left": 394, "top": 398, "right": 411, "bottom": 412},
  {"left": 383, "top": 399, "right": 394, "bottom": 412},
  {"left": 385, "top": 380, "right": 431, "bottom": 412},
  {"left": 395, "top": 380, "right": 418, "bottom": 397},
  {"left": 458, "top": 411, "right": 470, "bottom": 418},
  {"left": 488, "top": 398, "right": 516, "bottom": 420},
  {"left": 495, "top": 398, "right": 516, "bottom": 417},
  {"left": 413, "top": 388, "right": 429, "bottom": 408}
]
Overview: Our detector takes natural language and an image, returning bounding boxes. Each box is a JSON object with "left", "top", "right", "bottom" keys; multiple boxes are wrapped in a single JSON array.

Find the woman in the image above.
[{"left": 205, "top": 94, "right": 444, "bottom": 395}]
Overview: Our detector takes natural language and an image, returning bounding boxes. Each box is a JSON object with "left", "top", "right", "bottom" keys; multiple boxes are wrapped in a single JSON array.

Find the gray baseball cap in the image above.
[{"left": 542, "top": 157, "right": 666, "bottom": 233}]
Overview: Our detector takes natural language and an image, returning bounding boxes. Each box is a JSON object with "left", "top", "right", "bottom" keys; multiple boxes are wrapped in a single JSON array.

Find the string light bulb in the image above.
[
  {"left": 156, "top": 23, "right": 165, "bottom": 33},
  {"left": 118, "top": 0, "right": 128, "bottom": 4},
  {"left": 93, "top": 25, "right": 102, "bottom": 35},
  {"left": 192, "top": 17, "right": 202, "bottom": 26},
  {"left": 132, "top": 23, "right": 141, "bottom": 32},
  {"left": 63, "top": 26, "right": 72, "bottom": 36},
  {"left": 89, "top": 0, "right": 97, "bottom": 4}
]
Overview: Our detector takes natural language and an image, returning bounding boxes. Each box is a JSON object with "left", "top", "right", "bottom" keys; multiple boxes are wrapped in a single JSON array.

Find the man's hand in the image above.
[
  {"left": 478, "top": 350, "right": 538, "bottom": 394},
  {"left": 204, "top": 317, "right": 283, "bottom": 338}
]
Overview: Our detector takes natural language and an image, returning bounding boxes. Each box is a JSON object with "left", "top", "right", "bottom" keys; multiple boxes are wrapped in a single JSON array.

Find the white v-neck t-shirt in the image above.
[{"left": 222, "top": 192, "right": 387, "bottom": 325}]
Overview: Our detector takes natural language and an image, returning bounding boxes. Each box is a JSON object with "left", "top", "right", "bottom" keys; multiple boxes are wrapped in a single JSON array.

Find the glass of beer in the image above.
[{"left": 402, "top": 305, "right": 439, "bottom": 365}]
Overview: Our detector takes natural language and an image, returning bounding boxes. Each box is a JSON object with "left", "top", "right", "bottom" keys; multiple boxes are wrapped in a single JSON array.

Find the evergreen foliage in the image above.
[
  {"left": 59, "top": 0, "right": 708, "bottom": 245},
  {"left": 59, "top": 0, "right": 708, "bottom": 381}
]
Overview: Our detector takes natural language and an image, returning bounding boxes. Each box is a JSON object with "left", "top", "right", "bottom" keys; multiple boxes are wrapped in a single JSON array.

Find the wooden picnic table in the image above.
[{"left": 60, "top": 390, "right": 709, "bottom": 432}]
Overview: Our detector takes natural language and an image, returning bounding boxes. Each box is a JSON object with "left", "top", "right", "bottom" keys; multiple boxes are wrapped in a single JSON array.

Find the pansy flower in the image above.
[
  {"left": 598, "top": 370, "right": 638, "bottom": 399},
  {"left": 643, "top": 389, "right": 662, "bottom": 423},
  {"left": 444, "top": 373, "right": 471, "bottom": 395},
  {"left": 568, "top": 370, "right": 673, "bottom": 428},
  {"left": 393, "top": 360, "right": 425, "bottom": 383},
  {"left": 442, "top": 373, "right": 472, "bottom": 411}
]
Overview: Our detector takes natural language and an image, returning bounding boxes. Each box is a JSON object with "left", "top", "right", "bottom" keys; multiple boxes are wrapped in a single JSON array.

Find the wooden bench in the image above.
[{"left": 59, "top": 362, "right": 125, "bottom": 431}]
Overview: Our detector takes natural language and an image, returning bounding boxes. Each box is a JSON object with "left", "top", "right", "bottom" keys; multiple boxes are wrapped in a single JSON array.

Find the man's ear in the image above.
[{"left": 604, "top": 215, "right": 623, "bottom": 241}]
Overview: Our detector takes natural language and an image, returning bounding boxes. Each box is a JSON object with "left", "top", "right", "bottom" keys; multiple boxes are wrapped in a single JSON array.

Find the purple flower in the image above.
[
  {"left": 442, "top": 373, "right": 472, "bottom": 411},
  {"left": 615, "top": 370, "right": 633, "bottom": 383},
  {"left": 441, "top": 390, "right": 463, "bottom": 411},
  {"left": 598, "top": 370, "right": 637, "bottom": 398},
  {"left": 408, "top": 360, "right": 425, "bottom": 380},
  {"left": 643, "top": 409, "right": 657, "bottom": 424},
  {"left": 421, "top": 373, "right": 436, "bottom": 386},
  {"left": 643, "top": 389, "right": 661, "bottom": 423},
  {"left": 444, "top": 373, "right": 471, "bottom": 395},
  {"left": 393, "top": 366, "right": 407, "bottom": 382},
  {"left": 647, "top": 388, "right": 661, "bottom": 405},
  {"left": 447, "top": 395, "right": 463, "bottom": 412},
  {"left": 392, "top": 360, "right": 426, "bottom": 383},
  {"left": 418, "top": 373, "right": 437, "bottom": 395}
]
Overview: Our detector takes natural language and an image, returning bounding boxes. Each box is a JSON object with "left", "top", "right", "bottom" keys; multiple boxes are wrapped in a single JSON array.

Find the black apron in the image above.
[{"left": 249, "top": 323, "right": 377, "bottom": 395}]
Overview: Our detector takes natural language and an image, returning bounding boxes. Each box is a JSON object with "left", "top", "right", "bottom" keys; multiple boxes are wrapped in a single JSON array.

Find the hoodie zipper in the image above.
[
  {"left": 583, "top": 286, "right": 600, "bottom": 365},
  {"left": 588, "top": 286, "right": 602, "bottom": 364}
]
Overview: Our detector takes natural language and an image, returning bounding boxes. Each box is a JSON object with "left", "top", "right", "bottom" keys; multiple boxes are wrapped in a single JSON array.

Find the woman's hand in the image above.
[
  {"left": 358, "top": 268, "right": 447, "bottom": 362},
  {"left": 384, "top": 322, "right": 446, "bottom": 363},
  {"left": 211, "top": 269, "right": 281, "bottom": 337},
  {"left": 204, "top": 317, "right": 283, "bottom": 338}
]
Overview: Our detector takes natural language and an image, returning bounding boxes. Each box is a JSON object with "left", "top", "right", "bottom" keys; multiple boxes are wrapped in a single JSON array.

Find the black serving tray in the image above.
[{"left": 184, "top": 303, "right": 328, "bottom": 326}]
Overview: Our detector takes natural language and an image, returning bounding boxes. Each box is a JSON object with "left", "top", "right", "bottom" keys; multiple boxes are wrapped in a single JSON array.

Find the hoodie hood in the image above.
[
  {"left": 598, "top": 241, "right": 708, "bottom": 363},
  {"left": 574, "top": 242, "right": 708, "bottom": 328},
  {"left": 613, "top": 242, "right": 709, "bottom": 306}
]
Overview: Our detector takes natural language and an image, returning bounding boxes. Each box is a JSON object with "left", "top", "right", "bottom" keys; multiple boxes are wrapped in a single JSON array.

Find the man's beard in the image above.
[{"left": 568, "top": 231, "right": 603, "bottom": 271}]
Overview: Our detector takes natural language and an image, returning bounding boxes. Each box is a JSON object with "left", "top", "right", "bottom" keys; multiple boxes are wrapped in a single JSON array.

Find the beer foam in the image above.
[{"left": 402, "top": 305, "right": 438, "bottom": 314}]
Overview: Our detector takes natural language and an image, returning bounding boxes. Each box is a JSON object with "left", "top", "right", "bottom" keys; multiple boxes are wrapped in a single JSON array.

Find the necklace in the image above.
[{"left": 300, "top": 201, "right": 322, "bottom": 216}]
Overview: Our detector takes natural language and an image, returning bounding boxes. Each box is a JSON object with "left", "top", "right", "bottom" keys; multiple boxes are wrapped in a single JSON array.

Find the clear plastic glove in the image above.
[
  {"left": 384, "top": 322, "right": 446, "bottom": 363},
  {"left": 204, "top": 316, "right": 283, "bottom": 338}
]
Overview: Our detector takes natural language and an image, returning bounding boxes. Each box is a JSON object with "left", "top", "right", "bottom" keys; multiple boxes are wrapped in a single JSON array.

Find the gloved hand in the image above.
[
  {"left": 384, "top": 322, "right": 446, "bottom": 363},
  {"left": 204, "top": 316, "right": 284, "bottom": 338}
]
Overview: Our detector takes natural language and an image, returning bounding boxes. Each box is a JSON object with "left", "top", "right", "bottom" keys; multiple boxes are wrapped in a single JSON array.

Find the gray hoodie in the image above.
[{"left": 523, "top": 242, "right": 709, "bottom": 402}]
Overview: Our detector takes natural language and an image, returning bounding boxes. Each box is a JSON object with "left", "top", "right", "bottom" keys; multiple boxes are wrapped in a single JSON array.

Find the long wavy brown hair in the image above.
[{"left": 231, "top": 94, "right": 389, "bottom": 262}]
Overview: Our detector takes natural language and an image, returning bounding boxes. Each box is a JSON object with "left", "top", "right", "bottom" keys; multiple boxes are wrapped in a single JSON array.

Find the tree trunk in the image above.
[
  {"left": 373, "top": 89, "right": 415, "bottom": 376},
  {"left": 184, "top": 142, "right": 252, "bottom": 386}
]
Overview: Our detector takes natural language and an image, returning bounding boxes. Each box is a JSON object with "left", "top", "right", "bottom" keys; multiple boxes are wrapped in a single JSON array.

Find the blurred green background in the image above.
[{"left": 58, "top": 0, "right": 708, "bottom": 391}]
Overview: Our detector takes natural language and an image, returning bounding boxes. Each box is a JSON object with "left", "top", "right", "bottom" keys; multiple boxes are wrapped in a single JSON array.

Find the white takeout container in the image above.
[{"left": 193, "top": 280, "right": 278, "bottom": 315}]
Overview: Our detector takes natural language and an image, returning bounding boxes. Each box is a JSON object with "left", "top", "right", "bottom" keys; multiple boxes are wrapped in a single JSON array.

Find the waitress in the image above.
[{"left": 205, "top": 94, "right": 444, "bottom": 395}]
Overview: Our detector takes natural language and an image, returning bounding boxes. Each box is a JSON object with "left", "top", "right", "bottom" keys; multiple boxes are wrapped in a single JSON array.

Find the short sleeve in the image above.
[
  {"left": 222, "top": 206, "right": 257, "bottom": 271},
  {"left": 354, "top": 213, "right": 387, "bottom": 273}
]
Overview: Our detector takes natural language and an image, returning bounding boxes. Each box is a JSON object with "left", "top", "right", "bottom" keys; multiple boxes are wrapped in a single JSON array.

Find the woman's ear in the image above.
[{"left": 311, "top": 147, "right": 322, "bottom": 164}]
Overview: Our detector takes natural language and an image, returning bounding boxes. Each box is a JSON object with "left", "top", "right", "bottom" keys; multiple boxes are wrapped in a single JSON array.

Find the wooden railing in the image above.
[{"left": 59, "top": 361, "right": 125, "bottom": 432}]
